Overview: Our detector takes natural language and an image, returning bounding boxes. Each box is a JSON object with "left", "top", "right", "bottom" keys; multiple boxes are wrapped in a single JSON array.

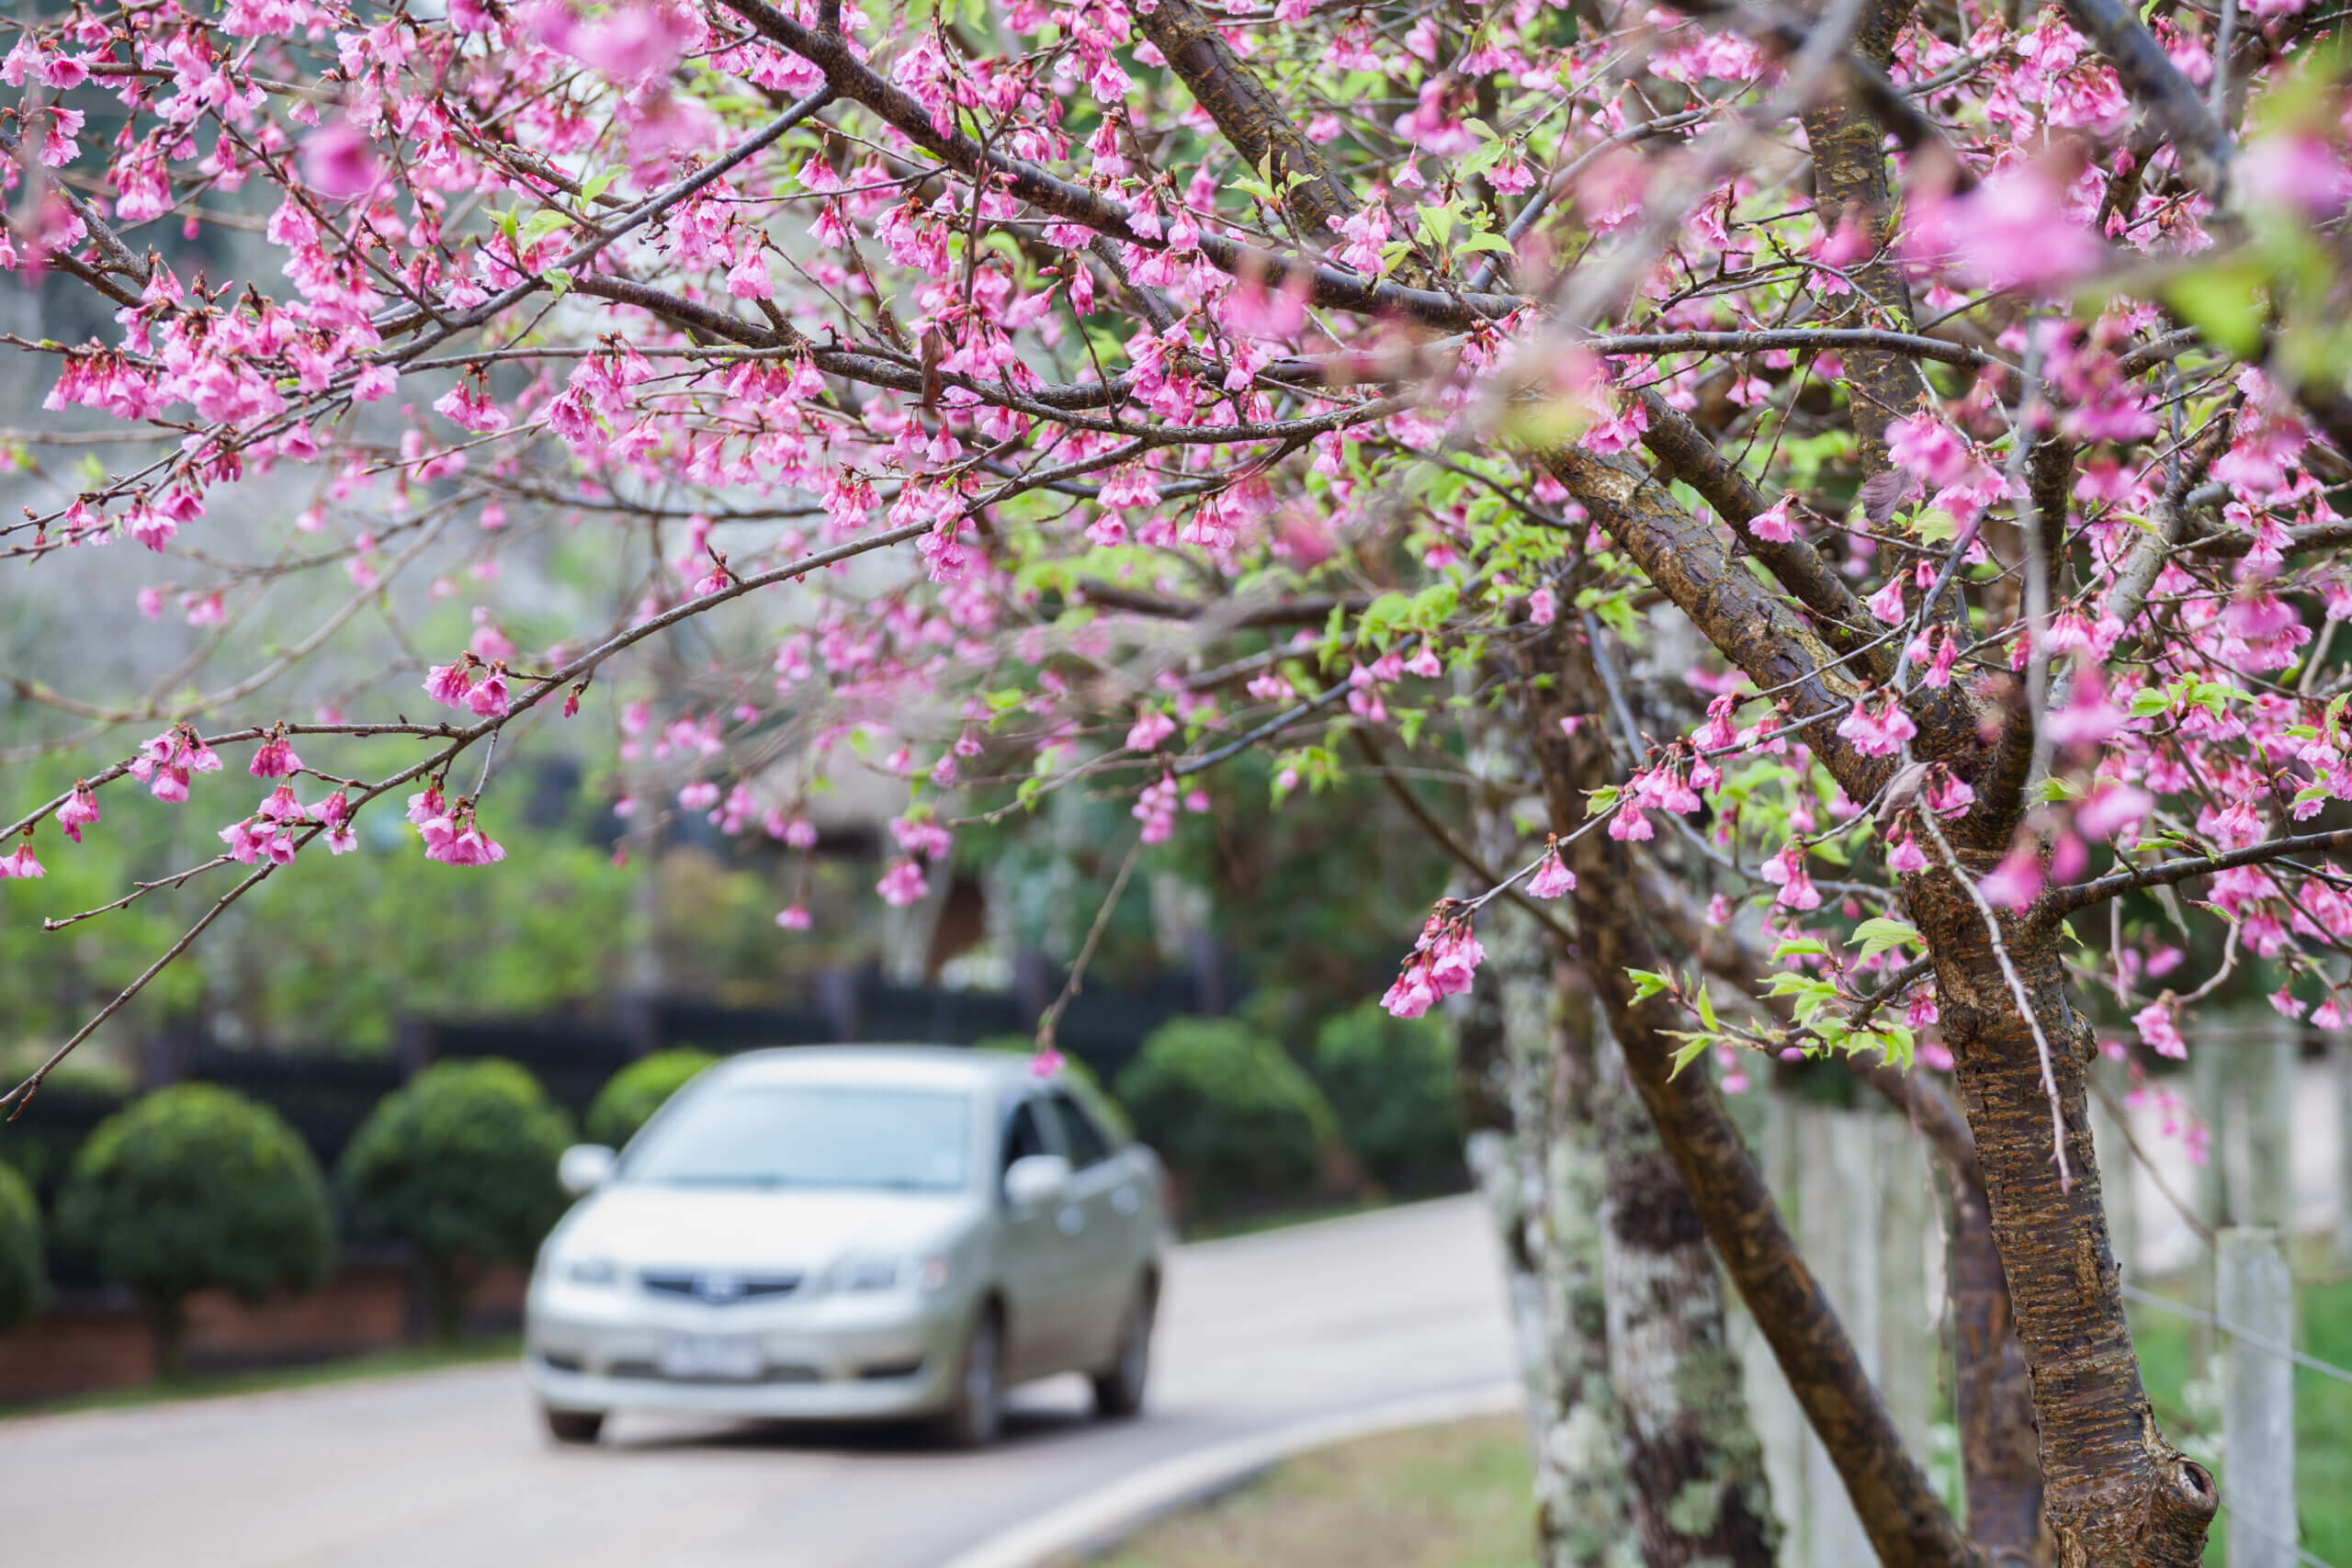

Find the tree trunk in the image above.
[
  {"left": 1589, "top": 1023, "right": 1780, "bottom": 1566},
  {"left": 1948, "top": 1156, "right": 2053, "bottom": 1562},
  {"left": 1796, "top": 0, "right": 1921, "bottom": 477},
  {"left": 1458, "top": 906, "right": 1638, "bottom": 1567},
  {"left": 1555, "top": 443, "right": 2214, "bottom": 1563},
  {"left": 1458, "top": 717, "right": 1634, "bottom": 1567},
  {"left": 144, "top": 1292, "right": 187, "bottom": 1381},
  {"left": 1513, "top": 626, "right": 1975, "bottom": 1568},
  {"left": 423, "top": 1255, "right": 475, "bottom": 1344},
  {"left": 1908, "top": 870, "right": 2216, "bottom": 1567}
]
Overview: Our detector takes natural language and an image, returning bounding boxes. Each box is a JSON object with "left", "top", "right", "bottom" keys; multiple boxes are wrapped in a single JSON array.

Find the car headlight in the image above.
[
  {"left": 560, "top": 1256, "right": 619, "bottom": 1286},
  {"left": 824, "top": 1253, "right": 903, "bottom": 1292},
  {"left": 822, "top": 1252, "right": 954, "bottom": 1293}
]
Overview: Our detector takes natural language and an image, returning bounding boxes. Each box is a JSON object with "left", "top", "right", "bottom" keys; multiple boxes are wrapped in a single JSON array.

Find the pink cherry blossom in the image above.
[
  {"left": 300, "top": 120, "right": 380, "bottom": 200},
  {"left": 424, "top": 662, "right": 475, "bottom": 708},
  {"left": 58, "top": 783, "right": 99, "bottom": 842},
  {"left": 1527, "top": 846, "right": 1576, "bottom": 898},
  {"left": 1978, "top": 846, "right": 2044, "bottom": 911},
  {"left": 877, "top": 859, "right": 930, "bottom": 907},
  {"left": 250, "top": 734, "right": 302, "bottom": 778}
]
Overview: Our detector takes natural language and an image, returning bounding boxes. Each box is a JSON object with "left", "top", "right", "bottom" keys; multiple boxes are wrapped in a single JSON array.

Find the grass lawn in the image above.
[
  {"left": 0, "top": 1335, "right": 519, "bottom": 1420},
  {"left": 2130, "top": 1273, "right": 2352, "bottom": 1565},
  {"left": 1084, "top": 1415, "right": 1532, "bottom": 1568}
]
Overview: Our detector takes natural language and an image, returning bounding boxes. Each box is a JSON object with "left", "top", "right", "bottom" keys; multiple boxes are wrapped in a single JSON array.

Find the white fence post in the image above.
[
  {"left": 2090, "top": 1052, "right": 2138, "bottom": 1278},
  {"left": 2249, "top": 1021, "right": 2298, "bottom": 1235},
  {"left": 1733, "top": 1087, "right": 1810, "bottom": 1558},
  {"left": 2218, "top": 1226, "right": 2297, "bottom": 1568},
  {"left": 2334, "top": 1032, "right": 2352, "bottom": 1268},
  {"left": 2194, "top": 1041, "right": 2234, "bottom": 1366},
  {"left": 1794, "top": 1103, "right": 1876, "bottom": 1568},
  {"left": 1876, "top": 1113, "right": 1937, "bottom": 1462}
]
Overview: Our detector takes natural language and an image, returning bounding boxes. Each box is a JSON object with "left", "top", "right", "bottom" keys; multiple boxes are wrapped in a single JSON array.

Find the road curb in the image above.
[{"left": 934, "top": 1379, "right": 1525, "bottom": 1568}]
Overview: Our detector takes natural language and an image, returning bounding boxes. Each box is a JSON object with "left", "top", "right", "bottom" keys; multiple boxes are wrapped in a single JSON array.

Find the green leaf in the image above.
[
  {"left": 1772, "top": 936, "right": 1831, "bottom": 960},
  {"left": 1626, "top": 968, "right": 1670, "bottom": 1001},
  {"left": 543, "top": 267, "right": 573, "bottom": 297},
  {"left": 1453, "top": 231, "right": 1516, "bottom": 256},
  {"left": 2165, "top": 261, "right": 2269, "bottom": 358},
  {"left": 578, "top": 170, "right": 617, "bottom": 204},
  {"left": 1850, "top": 917, "right": 1920, "bottom": 964}
]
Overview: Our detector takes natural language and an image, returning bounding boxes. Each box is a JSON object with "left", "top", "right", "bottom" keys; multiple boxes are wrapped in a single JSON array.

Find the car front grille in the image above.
[
  {"left": 605, "top": 1359, "right": 820, "bottom": 1384},
  {"left": 638, "top": 1269, "right": 803, "bottom": 1305}
]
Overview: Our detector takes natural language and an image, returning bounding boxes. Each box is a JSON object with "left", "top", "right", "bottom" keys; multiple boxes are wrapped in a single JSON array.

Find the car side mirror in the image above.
[
  {"left": 559, "top": 1144, "right": 616, "bottom": 1196},
  {"left": 1003, "top": 1153, "right": 1071, "bottom": 1208}
]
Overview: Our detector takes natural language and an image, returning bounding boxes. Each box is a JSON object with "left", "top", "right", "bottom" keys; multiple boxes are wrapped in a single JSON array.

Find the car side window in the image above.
[
  {"left": 1001, "top": 1100, "right": 1052, "bottom": 1178},
  {"left": 1045, "top": 1092, "right": 1113, "bottom": 1169}
]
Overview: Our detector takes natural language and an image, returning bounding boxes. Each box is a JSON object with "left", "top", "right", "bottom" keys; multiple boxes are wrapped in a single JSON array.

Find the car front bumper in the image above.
[{"left": 524, "top": 1277, "right": 973, "bottom": 1421}]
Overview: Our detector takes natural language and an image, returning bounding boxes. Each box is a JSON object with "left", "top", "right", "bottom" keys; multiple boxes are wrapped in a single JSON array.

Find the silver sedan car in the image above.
[{"left": 524, "top": 1046, "right": 1167, "bottom": 1447}]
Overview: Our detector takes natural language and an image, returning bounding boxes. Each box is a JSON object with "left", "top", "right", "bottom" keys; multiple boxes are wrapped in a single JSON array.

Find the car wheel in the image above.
[
  {"left": 542, "top": 1405, "right": 605, "bottom": 1445},
  {"left": 933, "top": 1305, "right": 1004, "bottom": 1449},
  {"left": 1090, "top": 1284, "right": 1153, "bottom": 1419}
]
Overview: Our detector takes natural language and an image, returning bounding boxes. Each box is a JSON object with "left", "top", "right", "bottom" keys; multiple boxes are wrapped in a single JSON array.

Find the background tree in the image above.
[
  {"left": 340, "top": 1061, "right": 573, "bottom": 1341},
  {"left": 1308, "top": 1000, "right": 1462, "bottom": 1196},
  {"left": 55, "top": 1086, "right": 334, "bottom": 1372},
  {"left": 0, "top": 0, "right": 2346, "bottom": 1555},
  {"left": 1115, "top": 1018, "right": 1338, "bottom": 1217},
  {"left": 0, "top": 1162, "right": 46, "bottom": 1334}
]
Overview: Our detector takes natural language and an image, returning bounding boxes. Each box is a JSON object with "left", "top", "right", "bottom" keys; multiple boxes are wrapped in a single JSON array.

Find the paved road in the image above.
[{"left": 0, "top": 1198, "right": 1512, "bottom": 1568}]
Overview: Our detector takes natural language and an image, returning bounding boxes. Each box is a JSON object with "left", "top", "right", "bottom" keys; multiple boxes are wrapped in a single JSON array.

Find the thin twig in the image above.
[{"left": 1034, "top": 832, "right": 1145, "bottom": 1053}]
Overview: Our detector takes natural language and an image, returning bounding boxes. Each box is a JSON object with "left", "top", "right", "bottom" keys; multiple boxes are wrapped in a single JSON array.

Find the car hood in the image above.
[{"left": 552, "top": 1184, "right": 981, "bottom": 1272}]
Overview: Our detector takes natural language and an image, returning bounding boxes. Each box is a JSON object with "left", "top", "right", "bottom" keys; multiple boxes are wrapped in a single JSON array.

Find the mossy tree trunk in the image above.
[
  {"left": 1551, "top": 427, "right": 2213, "bottom": 1564},
  {"left": 1459, "top": 716, "right": 1634, "bottom": 1567},
  {"left": 1464, "top": 705, "right": 1774, "bottom": 1568}
]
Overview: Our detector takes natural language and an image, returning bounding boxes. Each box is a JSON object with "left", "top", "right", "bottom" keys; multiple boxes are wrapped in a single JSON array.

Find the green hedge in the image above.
[
  {"left": 585, "top": 1049, "right": 716, "bottom": 1147},
  {"left": 1311, "top": 1000, "right": 1462, "bottom": 1194},
  {"left": 1114, "top": 1018, "right": 1336, "bottom": 1216},
  {"left": 340, "top": 1060, "right": 572, "bottom": 1340},
  {"left": 0, "top": 1162, "right": 44, "bottom": 1332},
  {"left": 56, "top": 1084, "right": 334, "bottom": 1371}
]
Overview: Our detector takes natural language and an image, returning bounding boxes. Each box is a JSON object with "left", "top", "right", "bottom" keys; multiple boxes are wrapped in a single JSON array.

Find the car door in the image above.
[
  {"left": 1040, "top": 1089, "right": 1136, "bottom": 1369},
  {"left": 992, "top": 1094, "right": 1090, "bottom": 1379}
]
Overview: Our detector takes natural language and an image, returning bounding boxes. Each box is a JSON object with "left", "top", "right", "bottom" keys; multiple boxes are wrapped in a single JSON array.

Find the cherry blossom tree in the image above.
[{"left": 3, "top": 0, "right": 2349, "bottom": 1556}]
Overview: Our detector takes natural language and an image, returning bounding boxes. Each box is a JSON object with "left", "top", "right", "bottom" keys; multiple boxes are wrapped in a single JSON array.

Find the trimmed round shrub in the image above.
[
  {"left": 0, "top": 1161, "right": 45, "bottom": 1332},
  {"left": 1114, "top": 1018, "right": 1336, "bottom": 1216},
  {"left": 1311, "top": 1000, "right": 1463, "bottom": 1194},
  {"left": 341, "top": 1060, "right": 573, "bottom": 1340},
  {"left": 585, "top": 1049, "right": 716, "bottom": 1147},
  {"left": 55, "top": 1084, "right": 334, "bottom": 1371}
]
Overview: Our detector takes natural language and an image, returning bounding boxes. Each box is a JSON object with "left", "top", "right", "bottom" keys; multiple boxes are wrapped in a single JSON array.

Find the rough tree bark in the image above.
[
  {"left": 1797, "top": 0, "right": 1925, "bottom": 474},
  {"left": 1509, "top": 626, "right": 1976, "bottom": 1568},
  {"left": 1454, "top": 890, "right": 1634, "bottom": 1565},
  {"left": 1660, "top": 885, "right": 2053, "bottom": 1566},
  {"left": 1547, "top": 444, "right": 2215, "bottom": 1565},
  {"left": 1586, "top": 1015, "right": 1780, "bottom": 1568}
]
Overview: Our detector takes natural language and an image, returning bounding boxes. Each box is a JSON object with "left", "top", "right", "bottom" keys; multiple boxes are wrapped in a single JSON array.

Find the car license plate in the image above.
[{"left": 659, "top": 1333, "right": 763, "bottom": 1381}]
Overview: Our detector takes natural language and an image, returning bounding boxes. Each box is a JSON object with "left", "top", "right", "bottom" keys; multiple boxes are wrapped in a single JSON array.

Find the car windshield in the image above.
[{"left": 622, "top": 1082, "right": 974, "bottom": 1191}]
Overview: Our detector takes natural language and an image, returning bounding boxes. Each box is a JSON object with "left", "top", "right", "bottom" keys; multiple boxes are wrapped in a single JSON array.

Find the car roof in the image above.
[{"left": 707, "top": 1044, "right": 1040, "bottom": 1093}]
